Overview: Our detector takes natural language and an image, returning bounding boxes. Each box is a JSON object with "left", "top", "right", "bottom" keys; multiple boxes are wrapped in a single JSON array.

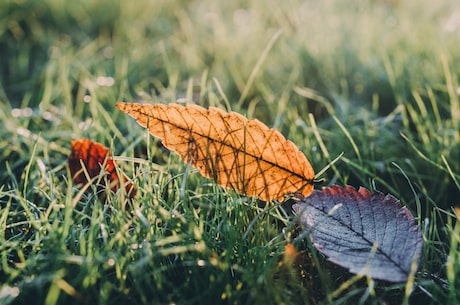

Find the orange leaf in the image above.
[
  {"left": 68, "top": 138, "right": 136, "bottom": 201},
  {"left": 282, "top": 243, "right": 299, "bottom": 265},
  {"left": 116, "top": 103, "right": 315, "bottom": 201}
]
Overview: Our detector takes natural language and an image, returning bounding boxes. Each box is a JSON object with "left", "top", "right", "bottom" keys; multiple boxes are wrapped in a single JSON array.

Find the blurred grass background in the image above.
[{"left": 0, "top": 0, "right": 459, "bottom": 304}]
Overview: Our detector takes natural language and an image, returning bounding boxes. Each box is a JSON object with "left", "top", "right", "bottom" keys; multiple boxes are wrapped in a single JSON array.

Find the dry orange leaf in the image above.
[
  {"left": 116, "top": 102, "right": 315, "bottom": 201},
  {"left": 68, "top": 138, "right": 136, "bottom": 201}
]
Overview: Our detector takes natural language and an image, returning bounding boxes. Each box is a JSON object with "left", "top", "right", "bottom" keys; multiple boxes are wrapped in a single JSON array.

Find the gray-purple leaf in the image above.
[{"left": 293, "top": 185, "right": 423, "bottom": 282}]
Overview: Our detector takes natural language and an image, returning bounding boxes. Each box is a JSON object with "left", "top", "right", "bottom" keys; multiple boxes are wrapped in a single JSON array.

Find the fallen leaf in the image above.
[
  {"left": 116, "top": 102, "right": 315, "bottom": 201},
  {"left": 282, "top": 243, "right": 300, "bottom": 265},
  {"left": 68, "top": 138, "right": 136, "bottom": 201},
  {"left": 293, "top": 185, "right": 423, "bottom": 282}
]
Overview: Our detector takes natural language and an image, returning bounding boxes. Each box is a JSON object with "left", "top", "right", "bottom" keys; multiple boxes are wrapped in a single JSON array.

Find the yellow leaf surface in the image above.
[{"left": 116, "top": 102, "right": 315, "bottom": 201}]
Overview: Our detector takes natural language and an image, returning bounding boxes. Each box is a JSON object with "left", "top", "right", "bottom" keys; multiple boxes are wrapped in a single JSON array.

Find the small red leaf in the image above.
[
  {"left": 68, "top": 139, "right": 136, "bottom": 201},
  {"left": 293, "top": 185, "right": 423, "bottom": 282}
]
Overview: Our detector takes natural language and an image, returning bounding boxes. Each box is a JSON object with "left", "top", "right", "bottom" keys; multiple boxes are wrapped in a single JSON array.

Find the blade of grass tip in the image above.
[
  {"left": 341, "top": 156, "right": 399, "bottom": 195},
  {"left": 0, "top": 101, "right": 10, "bottom": 121},
  {"left": 402, "top": 251, "right": 422, "bottom": 305},
  {"left": 44, "top": 279, "right": 61, "bottom": 305},
  {"left": 58, "top": 55, "right": 73, "bottom": 110},
  {"left": 94, "top": 102, "right": 127, "bottom": 146},
  {"left": 55, "top": 278, "right": 84, "bottom": 303},
  {"left": 116, "top": 56, "right": 129, "bottom": 101},
  {"left": 213, "top": 78, "right": 232, "bottom": 112},
  {"left": 159, "top": 41, "right": 179, "bottom": 91},
  {"left": 180, "top": 160, "right": 193, "bottom": 200},
  {"left": 330, "top": 273, "right": 365, "bottom": 300},
  {"left": 427, "top": 88, "right": 442, "bottom": 130},
  {"left": 309, "top": 113, "right": 343, "bottom": 180},
  {"left": 243, "top": 203, "right": 286, "bottom": 240},
  {"left": 186, "top": 77, "right": 194, "bottom": 101},
  {"left": 382, "top": 53, "right": 411, "bottom": 129},
  {"left": 271, "top": 208, "right": 290, "bottom": 227},
  {"left": 199, "top": 69, "right": 209, "bottom": 101},
  {"left": 441, "top": 53, "right": 459, "bottom": 125},
  {"left": 309, "top": 113, "right": 329, "bottom": 160},
  {"left": 69, "top": 164, "right": 97, "bottom": 208},
  {"left": 411, "top": 90, "right": 429, "bottom": 119},
  {"left": 293, "top": 86, "right": 335, "bottom": 115},
  {"left": 119, "top": 130, "right": 144, "bottom": 156},
  {"left": 302, "top": 236, "right": 334, "bottom": 301},
  {"left": 242, "top": 210, "right": 261, "bottom": 240},
  {"left": 441, "top": 155, "right": 460, "bottom": 190},
  {"left": 113, "top": 156, "right": 165, "bottom": 172},
  {"left": 0, "top": 189, "right": 10, "bottom": 236},
  {"left": 145, "top": 114, "right": 152, "bottom": 170},
  {"left": 63, "top": 174, "right": 80, "bottom": 239},
  {"left": 400, "top": 132, "right": 447, "bottom": 172},
  {"left": 314, "top": 152, "right": 344, "bottom": 179},
  {"left": 332, "top": 116, "right": 362, "bottom": 163},
  {"left": 0, "top": 88, "right": 9, "bottom": 107},
  {"left": 391, "top": 162, "right": 422, "bottom": 223},
  {"left": 22, "top": 139, "right": 39, "bottom": 198},
  {"left": 237, "top": 29, "right": 282, "bottom": 107},
  {"left": 39, "top": 64, "right": 54, "bottom": 109},
  {"left": 5, "top": 162, "right": 19, "bottom": 192},
  {"left": 272, "top": 87, "right": 290, "bottom": 131},
  {"left": 381, "top": 52, "right": 396, "bottom": 90},
  {"left": 16, "top": 141, "right": 43, "bottom": 229},
  {"left": 410, "top": 92, "right": 430, "bottom": 145},
  {"left": 448, "top": 221, "right": 460, "bottom": 303}
]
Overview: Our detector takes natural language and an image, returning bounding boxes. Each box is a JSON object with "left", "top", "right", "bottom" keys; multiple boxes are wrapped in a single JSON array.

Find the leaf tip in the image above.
[{"left": 115, "top": 102, "right": 126, "bottom": 110}]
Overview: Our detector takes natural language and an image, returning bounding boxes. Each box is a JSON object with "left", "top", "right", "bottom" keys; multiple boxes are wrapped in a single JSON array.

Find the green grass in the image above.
[{"left": 1, "top": 0, "right": 459, "bottom": 304}]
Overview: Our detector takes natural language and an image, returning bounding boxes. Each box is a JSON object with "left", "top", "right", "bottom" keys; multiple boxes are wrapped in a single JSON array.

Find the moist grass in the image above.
[{"left": 1, "top": 0, "right": 459, "bottom": 304}]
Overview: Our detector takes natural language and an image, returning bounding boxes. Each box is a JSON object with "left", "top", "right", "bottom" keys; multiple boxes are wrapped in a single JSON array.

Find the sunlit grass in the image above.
[{"left": 1, "top": 0, "right": 459, "bottom": 304}]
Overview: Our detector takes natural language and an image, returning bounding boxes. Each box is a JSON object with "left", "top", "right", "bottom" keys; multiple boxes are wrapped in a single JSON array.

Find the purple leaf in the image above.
[{"left": 293, "top": 185, "right": 423, "bottom": 282}]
